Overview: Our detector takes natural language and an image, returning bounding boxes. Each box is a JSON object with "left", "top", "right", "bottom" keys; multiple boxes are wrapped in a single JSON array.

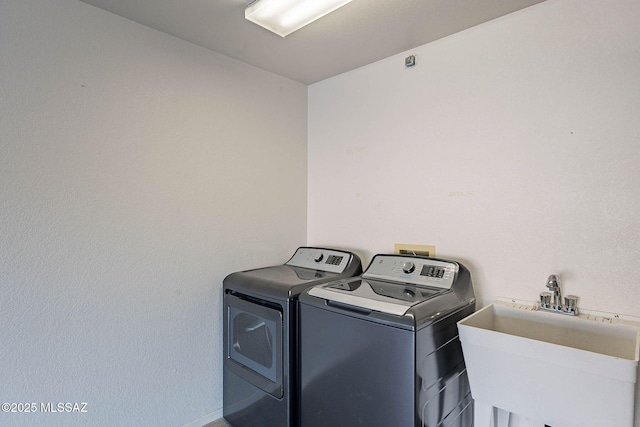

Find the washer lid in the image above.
[{"left": 308, "top": 278, "right": 444, "bottom": 316}]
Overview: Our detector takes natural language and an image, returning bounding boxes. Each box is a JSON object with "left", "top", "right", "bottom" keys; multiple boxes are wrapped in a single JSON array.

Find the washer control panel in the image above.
[
  {"left": 286, "top": 247, "right": 354, "bottom": 274},
  {"left": 363, "top": 255, "right": 458, "bottom": 289}
]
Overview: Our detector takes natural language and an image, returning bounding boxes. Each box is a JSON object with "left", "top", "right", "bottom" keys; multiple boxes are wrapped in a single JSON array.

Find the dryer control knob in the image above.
[
  {"left": 313, "top": 252, "right": 324, "bottom": 263},
  {"left": 402, "top": 261, "right": 415, "bottom": 274}
]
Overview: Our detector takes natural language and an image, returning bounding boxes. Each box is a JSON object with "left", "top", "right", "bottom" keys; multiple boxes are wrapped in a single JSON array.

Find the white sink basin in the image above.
[{"left": 458, "top": 301, "right": 640, "bottom": 427}]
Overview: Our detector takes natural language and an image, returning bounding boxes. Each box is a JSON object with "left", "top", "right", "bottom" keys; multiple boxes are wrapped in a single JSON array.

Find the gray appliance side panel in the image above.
[
  {"left": 299, "top": 303, "right": 417, "bottom": 427},
  {"left": 416, "top": 304, "right": 475, "bottom": 427},
  {"left": 415, "top": 304, "right": 475, "bottom": 386}
]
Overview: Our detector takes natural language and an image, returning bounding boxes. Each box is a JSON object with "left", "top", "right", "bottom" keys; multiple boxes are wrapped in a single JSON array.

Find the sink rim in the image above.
[{"left": 458, "top": 301, "right": 640, "bottom": 382}]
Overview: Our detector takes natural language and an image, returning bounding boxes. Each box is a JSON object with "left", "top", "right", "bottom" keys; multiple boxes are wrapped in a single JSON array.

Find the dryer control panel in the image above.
[
  {"left": 363, "top": 255, "right": 458, "bottom": 290},
  {"left": 286, "top": 247, "right": 355, "bottom": 274}
]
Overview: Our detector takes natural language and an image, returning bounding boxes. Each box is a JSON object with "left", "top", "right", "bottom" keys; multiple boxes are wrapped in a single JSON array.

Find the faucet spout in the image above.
[{"left": 546, "top": 274, "right": 562, "bottom": 310}]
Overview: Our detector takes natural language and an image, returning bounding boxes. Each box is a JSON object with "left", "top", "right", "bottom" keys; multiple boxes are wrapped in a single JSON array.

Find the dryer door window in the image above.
[
  {"left": 230, "top": 309, "right": 277, "bottom": 381},
  {"left": 225, "top": 294, "right": 283, "bottom": 398}
]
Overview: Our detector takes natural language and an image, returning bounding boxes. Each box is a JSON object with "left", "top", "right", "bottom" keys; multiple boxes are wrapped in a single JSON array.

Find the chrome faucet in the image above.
[
  {"left": 546, "top": 274, "right": 562, "bottom": 310},
  {"left": 539, "top": 274, "right": 578, "bottom": 316}
]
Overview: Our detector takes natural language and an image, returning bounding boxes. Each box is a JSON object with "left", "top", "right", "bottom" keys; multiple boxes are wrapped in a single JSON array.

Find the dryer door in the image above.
[{"left": 225, "top": 293, "right": 283, "bottom": 398}]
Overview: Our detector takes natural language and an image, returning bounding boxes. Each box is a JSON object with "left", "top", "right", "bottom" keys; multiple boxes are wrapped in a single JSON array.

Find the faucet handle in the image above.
[
  {"left": 565, "top": 295, "right": 578, "bottom": 314},
  {"left": 540, "top": 292, "right": 552, "bottom": 308}
]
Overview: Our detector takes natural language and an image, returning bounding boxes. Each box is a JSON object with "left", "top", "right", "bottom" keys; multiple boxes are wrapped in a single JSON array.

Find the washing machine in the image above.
[
  {"left": 223, "top": 247, "right": 362, "bottom": 427},
  {"left": 298, "top": 254, "right": 476, "bottom": 427}
]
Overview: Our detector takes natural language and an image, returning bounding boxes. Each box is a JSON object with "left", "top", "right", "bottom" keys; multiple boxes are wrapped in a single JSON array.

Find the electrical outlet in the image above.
[{"left": 394, "top": 243, "right": 435, "bottom": 258}]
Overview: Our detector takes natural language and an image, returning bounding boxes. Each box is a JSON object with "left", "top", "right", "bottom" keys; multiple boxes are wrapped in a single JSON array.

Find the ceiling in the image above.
[{"left": 79, "top": 0, "right": 545, "bottom": 85}]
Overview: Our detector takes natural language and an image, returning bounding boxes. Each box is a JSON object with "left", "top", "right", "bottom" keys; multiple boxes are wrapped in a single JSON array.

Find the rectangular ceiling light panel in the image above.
[{"left": 245, "top": 0, "right": 353, "bottom": 37}]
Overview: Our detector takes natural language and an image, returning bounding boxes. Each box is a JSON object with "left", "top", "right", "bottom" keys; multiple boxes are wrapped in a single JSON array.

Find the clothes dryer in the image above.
[{"left": 223, "top": 247, "right": 362, "bottom": 427}]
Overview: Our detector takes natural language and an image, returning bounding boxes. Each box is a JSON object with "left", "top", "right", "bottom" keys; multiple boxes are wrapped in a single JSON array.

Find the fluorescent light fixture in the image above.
[{"left": 245, "top": 0, "right": 353, "bottom": 37}]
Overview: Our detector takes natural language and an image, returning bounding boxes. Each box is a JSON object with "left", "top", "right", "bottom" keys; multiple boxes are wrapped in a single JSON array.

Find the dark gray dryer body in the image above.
[
  {"left": 299, "top": 254, "right": 476, "bottom": 427},
  {"left": 223, "top": 247, "right": 362, "bottom": 427}
]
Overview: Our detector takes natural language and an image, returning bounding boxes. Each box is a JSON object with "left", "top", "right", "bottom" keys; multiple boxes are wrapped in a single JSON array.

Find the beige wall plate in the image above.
[{"left": 394, "top": 244, "right": 435, "bottom": 258}]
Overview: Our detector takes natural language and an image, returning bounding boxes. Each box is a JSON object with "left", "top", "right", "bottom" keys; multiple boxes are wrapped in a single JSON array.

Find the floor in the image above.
[{"left": 203, "top": 418, "right": 232, "bottom": 427}]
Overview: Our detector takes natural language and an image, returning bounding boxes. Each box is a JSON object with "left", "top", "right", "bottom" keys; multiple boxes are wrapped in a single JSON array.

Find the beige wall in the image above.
[
  {"left": 0, "top": 1, "right": 307, "bottom": 425},
  {"left": 308, "top": 0, "right": 640, "bottom": 317},
  {"left": 309, "top": 5, "right": 640, "bottom": 420}
]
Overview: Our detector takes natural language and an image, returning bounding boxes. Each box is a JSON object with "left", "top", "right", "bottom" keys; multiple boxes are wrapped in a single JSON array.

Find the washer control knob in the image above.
[
  {"left": 402, "top": 261, "right": 415, "bottom": 274},
  {"left": 313, "top": 252, "right": 324, "bottom": 263}
]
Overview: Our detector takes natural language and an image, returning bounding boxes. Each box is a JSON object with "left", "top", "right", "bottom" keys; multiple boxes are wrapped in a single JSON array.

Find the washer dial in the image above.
[{"left": 402, "top": 261, "right": 415, "bottom": 274}]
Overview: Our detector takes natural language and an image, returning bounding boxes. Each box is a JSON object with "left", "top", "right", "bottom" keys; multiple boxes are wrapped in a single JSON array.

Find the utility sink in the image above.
[{"left": 458, "top": 300, "right": 640, "bottom": 427}]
